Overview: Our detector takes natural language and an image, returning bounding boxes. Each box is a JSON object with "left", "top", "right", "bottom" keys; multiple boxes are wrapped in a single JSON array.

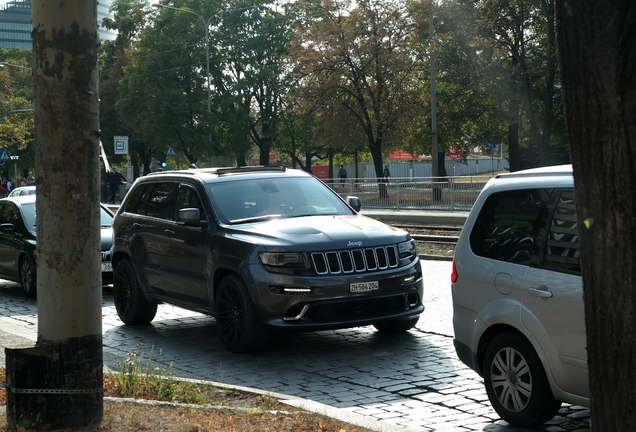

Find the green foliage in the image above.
[{"left": 0, "top": 48, "right": 34, "bottom": 172}]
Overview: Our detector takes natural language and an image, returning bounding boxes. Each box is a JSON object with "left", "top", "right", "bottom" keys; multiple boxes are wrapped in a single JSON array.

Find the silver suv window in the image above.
[{"left": 469, "top": 188, "right": 580, "bottom": 273}]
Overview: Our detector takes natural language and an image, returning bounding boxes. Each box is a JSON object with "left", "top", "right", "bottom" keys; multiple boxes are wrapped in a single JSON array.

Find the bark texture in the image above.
[
  {"left": 4, "top": 1, "right": 104, "bottom": 429},
  {"left": 556, "top": 1, "right": 636, "bottom": 429}
]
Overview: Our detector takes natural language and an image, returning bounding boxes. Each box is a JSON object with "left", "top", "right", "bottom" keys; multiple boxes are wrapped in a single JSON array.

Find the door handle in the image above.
[
  {"left": 164, "top": 229, "right": 175, "bottom": 236},
  {"left": 529, "top": 286, "right": 553, "bottom": 298}
]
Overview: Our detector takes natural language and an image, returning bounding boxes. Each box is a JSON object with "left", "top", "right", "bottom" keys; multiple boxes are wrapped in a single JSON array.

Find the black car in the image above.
[
  {"left": 112, "top": 166, "right": 424, "bottom": 353},
  {"left": 0, "top": 195, "right": 114, "bottom": 296}
]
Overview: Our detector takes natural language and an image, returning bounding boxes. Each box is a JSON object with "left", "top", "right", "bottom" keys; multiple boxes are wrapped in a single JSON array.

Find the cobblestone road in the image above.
[{"left": 0, "top": 260, "right": 590, "bottom": 431}]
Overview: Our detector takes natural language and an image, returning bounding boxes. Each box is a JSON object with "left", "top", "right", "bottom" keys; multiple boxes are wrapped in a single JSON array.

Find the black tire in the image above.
[
  {"left": 112, "top": 258, "right": 157, "bottom": 325},
  {"left": 483, "top": 332, "right": 562, "bottom": 427},
  {"left": 373, "top": 316, "right": 419, "bottom": 333},
  {"left": 215, "top": 275, "right": 269, "bottom": 353},
  {"left": 19, "top": 255, "right": 36, "bottom": 297}
]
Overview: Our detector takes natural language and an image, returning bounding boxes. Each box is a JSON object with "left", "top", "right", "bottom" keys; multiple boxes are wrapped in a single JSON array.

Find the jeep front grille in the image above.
[{"left": 311, "top": 245, "right": 398, "bottom": 275}]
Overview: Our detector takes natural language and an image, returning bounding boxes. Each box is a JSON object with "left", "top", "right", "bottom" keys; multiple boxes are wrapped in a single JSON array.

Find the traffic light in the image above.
[{"left": 161, "top": 162, "right": 167, "bottom": 168}]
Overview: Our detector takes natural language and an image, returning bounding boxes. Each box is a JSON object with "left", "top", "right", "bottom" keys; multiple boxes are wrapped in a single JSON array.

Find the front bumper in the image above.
[{"left": 246, "top": 258, "right": 424, "bottom": 330}]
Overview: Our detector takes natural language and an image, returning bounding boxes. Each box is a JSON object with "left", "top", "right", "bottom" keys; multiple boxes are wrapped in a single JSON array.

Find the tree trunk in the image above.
[
  {"left": 540, "top": 0, "right": 557, "bottom": 166},
  {"left": 556, "top": 1, "right": 636, "bottom": 429},
  {"left": 5, "top": 1, "right": 103, "bottom": 429},
  {"left": 507, "top": 95, "right": 522, "bottom": 171}
]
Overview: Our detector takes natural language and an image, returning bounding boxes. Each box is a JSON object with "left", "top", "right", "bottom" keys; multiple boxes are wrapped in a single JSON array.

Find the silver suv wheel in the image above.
[{"left": 483, "top": 332, "right": 561, "bottom": 427}]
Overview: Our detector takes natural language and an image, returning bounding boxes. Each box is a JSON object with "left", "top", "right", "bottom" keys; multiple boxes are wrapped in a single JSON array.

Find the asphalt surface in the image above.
[{"left": 0, "top": 259, "right": 590, "bottom": 432}]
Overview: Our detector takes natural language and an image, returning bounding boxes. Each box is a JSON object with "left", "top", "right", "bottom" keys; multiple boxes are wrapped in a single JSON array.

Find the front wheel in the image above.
[
  {"left": 483, "top": 332, "right": 561, "bottom": 427},
  {"left": 215, "top": 275, "right": 269, "bottom": 353},
  {"left": 19, "top": 255, "right": 37, "bottom": 297},
  {"left": 373, "top": 316, "right": 419, "bottom": 333},
  {"left": 112, "top": 258, "right": 157, "bottom": 325}
]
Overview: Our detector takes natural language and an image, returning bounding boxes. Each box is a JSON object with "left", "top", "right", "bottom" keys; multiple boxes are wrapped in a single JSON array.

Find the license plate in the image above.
[
  {"left": 101, "top": 262, "right": 113, "bottom": 272},
  {"left": 350, "top": 281, "right": 379, "bottom": 293}
]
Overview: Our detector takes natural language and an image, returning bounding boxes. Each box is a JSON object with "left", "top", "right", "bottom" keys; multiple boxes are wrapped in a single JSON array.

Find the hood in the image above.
[{"left": 224, "top": 215, "right": 408, "bottom": 250}]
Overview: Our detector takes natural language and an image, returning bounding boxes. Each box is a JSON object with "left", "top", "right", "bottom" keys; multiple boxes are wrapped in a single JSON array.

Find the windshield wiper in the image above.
[{"left": 229, "top": 214, "right": 282, "bottom": 224}]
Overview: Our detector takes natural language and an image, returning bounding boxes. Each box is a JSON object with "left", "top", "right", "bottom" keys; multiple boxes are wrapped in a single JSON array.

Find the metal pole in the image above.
[{"left": 429, "top": 1, "right": 438, "bottom": 179}]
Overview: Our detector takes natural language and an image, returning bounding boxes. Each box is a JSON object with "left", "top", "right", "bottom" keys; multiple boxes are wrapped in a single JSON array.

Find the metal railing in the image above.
[{"left": 327, "top": 176, "right": 492, "bottom": 211}]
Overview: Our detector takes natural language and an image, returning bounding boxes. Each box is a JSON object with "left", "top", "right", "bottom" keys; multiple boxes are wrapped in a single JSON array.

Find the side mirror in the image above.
[
  {"left": 178, "top": 208, "right": 208, "bottom": 228},
  {"left": 0, "top": 223, "right": 15, "bottom": 234},
  {"left": 347, "top": 196, "right": 361, "bottom": 212}
]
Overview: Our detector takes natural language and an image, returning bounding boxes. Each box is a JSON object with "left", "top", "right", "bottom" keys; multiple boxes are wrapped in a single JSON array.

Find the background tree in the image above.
[
  {"left": 100, "top": 0, "right": 154, "bottom": 177},
  {"left": 0, "top": 48, "right": 34, "bottom": 175},
  {"left": 291, "top": 0, "right": 423, "bottom": 180},
  {"left": 465, "top": 0, "right": 567, "bottom": 170},
  {"left": 208, "top": 0, "right": 292, "bottom": 165},
  {"left": 557, "top": 0, "right": 636, "bottom": 429},
  {"left": 117, "top": 0, "right": 209, "bottom": 170}
]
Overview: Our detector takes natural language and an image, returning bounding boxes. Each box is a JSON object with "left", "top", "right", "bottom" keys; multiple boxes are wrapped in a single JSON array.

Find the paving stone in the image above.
[{"left": 0, "top": 261, "right": 592, "bottom": 432}]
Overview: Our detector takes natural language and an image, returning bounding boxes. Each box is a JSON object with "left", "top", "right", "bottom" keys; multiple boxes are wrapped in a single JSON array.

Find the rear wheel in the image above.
[
  {"left": 113, "top": 258, "right": 157, "bottom": 324},
  {"left": 483, "top": 332, "right": 561, "bottom": 427},
  {"left": 19, "top": 255, "right": 36, "bottom": 297},
  {"left": 374, "top": 316, "right": 419, "bottom": 333},
  {"left": 215, "top": 275, "right": 268, "bottom": 353}
]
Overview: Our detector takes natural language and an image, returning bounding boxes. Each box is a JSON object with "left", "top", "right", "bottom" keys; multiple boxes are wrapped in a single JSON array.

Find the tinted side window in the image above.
[
  {"left": 544, "top": 190, "right": 580, "bottom": 273},
  {"left": 175, "top": 186, "right": 204, "bottom": 218},
  {"left": 121, "top": 183, "right": 149, "bottom": 214},
  {"left": 137, "top": 182, "right": 178, "bottom": 221},
  {"left": 470, "top": 189, "right": 552, "bottom": 264},
  {"left": 0, "top": 203, "right": 19, "bottom": 225}
]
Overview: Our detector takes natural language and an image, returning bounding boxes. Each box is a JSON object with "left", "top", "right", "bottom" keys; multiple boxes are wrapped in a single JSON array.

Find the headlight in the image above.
[
  {"left": 259, "top": 252, "right": 309, "bottom": 268},
  {"left": 398, "top": 240, "right": 416, "bottom": 258}
]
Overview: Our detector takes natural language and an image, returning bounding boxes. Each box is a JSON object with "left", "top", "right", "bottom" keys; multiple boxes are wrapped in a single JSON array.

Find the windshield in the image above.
[
  {"left": 100, "top": 207, "right": 113, "bottom": 226},
  {"left": 21, "top": 203, "right": 36, "bottom": 231},
  {"left": 208, "top": 176, "right": 354, "bottom": 224},
  {"left": 20, "top": 204, "right": 113, "bottom": 231}
]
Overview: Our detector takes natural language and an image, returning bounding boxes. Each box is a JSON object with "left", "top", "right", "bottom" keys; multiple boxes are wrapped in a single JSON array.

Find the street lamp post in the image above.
[{"left": 153, "top": 4, "right": 256, "bottom": 164}]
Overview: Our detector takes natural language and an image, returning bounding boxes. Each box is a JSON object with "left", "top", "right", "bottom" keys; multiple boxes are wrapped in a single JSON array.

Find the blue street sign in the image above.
[
  {"left": 0, "top": 150, "right": 10, "bottom": 161},
  {"left": 165, "top": 146, "right": 176, "bottom": 157}
]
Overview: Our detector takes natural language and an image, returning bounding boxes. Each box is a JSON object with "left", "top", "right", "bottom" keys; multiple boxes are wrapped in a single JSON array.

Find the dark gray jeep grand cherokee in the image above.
[{"left": 111, "top": 166, "right": 424, "bottom": 352}]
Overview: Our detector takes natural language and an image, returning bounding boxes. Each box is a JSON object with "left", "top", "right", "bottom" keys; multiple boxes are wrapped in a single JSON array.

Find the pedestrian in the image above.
[
  {"left": 107, "top": 166, "right": 126, "bottom": 204},
  {"left": 25, "top": 172, "right": 35, "bottom": 185},
  {"left": 383, "top": 165, "right": 391, "bottom": 181},
  {"left": 338, "top": 164, "right": 347, "bottom": 184}
]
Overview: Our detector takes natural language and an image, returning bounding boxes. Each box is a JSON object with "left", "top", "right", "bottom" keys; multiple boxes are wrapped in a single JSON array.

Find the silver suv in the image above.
[{"left": 451, "top": 165, "right": 589, "bottom": 427}]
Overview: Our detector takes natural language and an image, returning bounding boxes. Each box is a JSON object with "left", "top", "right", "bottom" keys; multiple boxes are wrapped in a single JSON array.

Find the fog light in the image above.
[
  {"left": 283, "top": 287, "right": 311, "bottom": 294},
  {"left": 270, "top": 286, "right": 312, "bottom": 295},
  {"left": 403, "top": 275, "right": 416, "bottom": 283}
]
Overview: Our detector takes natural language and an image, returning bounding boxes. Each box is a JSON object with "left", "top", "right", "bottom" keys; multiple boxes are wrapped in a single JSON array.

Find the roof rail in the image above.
[
  {"left": 215, "top": 166, "right": 286, "bottom": 176},
  {"left": 146, "top": 165, "right": 286, "bottom": 177}
]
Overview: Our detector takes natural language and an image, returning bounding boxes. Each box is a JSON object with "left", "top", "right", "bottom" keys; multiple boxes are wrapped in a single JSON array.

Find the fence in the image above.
[{"left": 327, "top": 176, "right": 492, "bottom": 211}]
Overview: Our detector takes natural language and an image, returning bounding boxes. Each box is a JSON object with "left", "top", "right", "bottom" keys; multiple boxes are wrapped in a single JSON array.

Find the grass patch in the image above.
[{"left": 0, "top": 345, "right": 372, "bottom": 431}]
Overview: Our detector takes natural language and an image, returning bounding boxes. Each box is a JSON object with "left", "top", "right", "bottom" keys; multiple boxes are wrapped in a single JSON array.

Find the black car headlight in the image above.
[
  {"left": 398, "top": 239, "right": 417, "bottom": 259},
  {"left": 259, "top": 252, "right": 310, "bottom": 270}
]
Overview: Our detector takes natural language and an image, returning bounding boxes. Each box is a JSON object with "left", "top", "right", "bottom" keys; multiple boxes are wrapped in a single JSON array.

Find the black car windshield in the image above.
[
  {"left": 208, "top": 176, "right": 354, "bottom": 224},
  {"left": 21, "top": 202, "right": 36, "bottom": 231},
  {"left": 20, "top": 204, "right": 113, "bottom": 231}
]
